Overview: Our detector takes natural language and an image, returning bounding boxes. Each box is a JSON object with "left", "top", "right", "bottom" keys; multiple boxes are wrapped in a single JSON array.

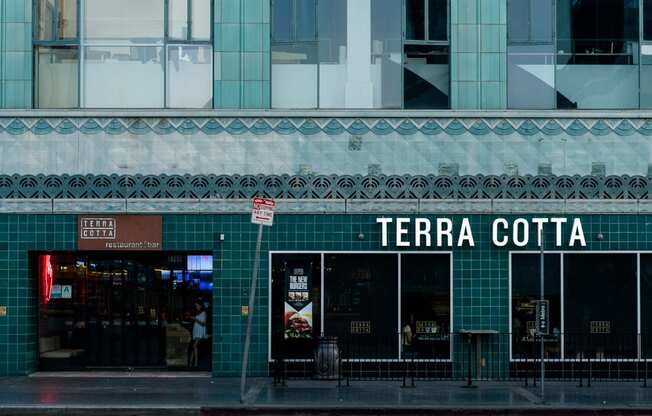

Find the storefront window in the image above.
[
  {"left": 38, "top": 253, "right": 213, "bottom": 370},
  {"left": 639, "top": 254, "right": 652, "bottom": 356},
  {"left": 401, "top": 254, "right": 451, "bottom": 360},
  {"left": 324, "top": 253, "right": 398, "bottom": 359},
  {"left": 83, "top": 0, "right": 164, "bottom": 44},
  {"left": 556, "top": 0, "right": 639, "bottom": 109},
  {"left": 270, "top": 254, "right": 321, "bottom": 360},
  {"left": 511, "top": 253, "right": 561, "bottom": 359},
  {"left": 564, "top": 253, "right": 637, "bottom": 359}
]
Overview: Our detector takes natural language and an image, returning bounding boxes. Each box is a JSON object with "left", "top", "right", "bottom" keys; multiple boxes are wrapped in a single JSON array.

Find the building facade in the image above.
[{"left": 1, "top": 0, "right": 652, "bottom": 377}]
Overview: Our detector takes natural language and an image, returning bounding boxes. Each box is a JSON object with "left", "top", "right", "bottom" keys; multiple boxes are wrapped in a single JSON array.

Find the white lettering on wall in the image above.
[
  {"left": 569, "top": 218, "right": 587, "bottom": 247},
  {"left": 415, "top": 218, "right": 431, "bottom": 247},
  {"left": 458, "top": 218, "right": 475, "bottom": 247},
  {"left": 377, "top": 217, "right": 392, "bottom": 247},
  {"left": 396, "top": 218, "right": 410, "bottom": 247},
  {"left": 492, "top": 218, "right": 509, "bottom": 247}
]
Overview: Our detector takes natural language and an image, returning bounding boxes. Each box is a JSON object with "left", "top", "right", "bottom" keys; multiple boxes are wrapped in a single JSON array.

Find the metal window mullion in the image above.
[
  {"left": 188, "top": 0, "right": 192, "bottom": 41},
  {"left": 424, "top": 0, "right": 429, "bottom": 42},
  {"left": 78, "top": 0, "right": 84, "bottom": 108}
]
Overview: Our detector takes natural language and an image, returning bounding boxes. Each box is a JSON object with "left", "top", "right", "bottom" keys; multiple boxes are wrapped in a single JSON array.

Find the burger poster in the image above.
[{"left": 284, "top": 262, "right": 313, "bottom": 339}]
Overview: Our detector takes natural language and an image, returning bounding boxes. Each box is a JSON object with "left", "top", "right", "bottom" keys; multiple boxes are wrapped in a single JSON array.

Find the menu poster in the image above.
[{"left": 284, "top": 262, "right": 313, "bottom": 339}]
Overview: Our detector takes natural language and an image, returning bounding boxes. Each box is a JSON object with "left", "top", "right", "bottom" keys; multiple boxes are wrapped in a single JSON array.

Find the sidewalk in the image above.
[{"left": 2, "top": 375, "right": 652, "bottom": 415}]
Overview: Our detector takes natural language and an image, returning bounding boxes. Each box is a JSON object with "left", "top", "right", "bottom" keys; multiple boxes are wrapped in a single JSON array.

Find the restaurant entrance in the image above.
[{"left": 36, "top": 252, "right": 213, "bottom": 371}]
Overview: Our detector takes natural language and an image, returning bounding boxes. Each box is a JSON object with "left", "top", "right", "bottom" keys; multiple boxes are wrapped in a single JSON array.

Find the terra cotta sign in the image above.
[{"left": 77, "top": 216, "right": 162, "bottom": 251}]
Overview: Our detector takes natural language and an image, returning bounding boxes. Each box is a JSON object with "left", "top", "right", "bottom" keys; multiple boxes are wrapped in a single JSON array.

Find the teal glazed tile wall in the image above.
[
  {"left": 213, "top": 0, "right": 270, "bottom": 109},
  {"left": 0, "top": 0, "right": 32, "bottom": 109},
  {"left": 2, "top": 213, "right": 652, "bottom": 377},
  {"left": 451, "top": 0, "right": 507, "bottom": 109},
  {"left": 0, "top": 215, "right": 76, "bottom": 376}
]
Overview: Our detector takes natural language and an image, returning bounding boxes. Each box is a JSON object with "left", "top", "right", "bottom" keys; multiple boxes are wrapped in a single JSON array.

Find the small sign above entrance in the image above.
[
  {"left": 251, "top": 198, "right": 275, "bottom": 226},
  {"left": 78, "top": 215, "right": 162, "bottom": 251}
]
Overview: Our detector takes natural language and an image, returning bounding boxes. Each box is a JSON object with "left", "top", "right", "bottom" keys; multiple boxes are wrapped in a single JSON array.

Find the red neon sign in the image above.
[{"left": 40, "top": 255, "right": 53, "bottom": 304}]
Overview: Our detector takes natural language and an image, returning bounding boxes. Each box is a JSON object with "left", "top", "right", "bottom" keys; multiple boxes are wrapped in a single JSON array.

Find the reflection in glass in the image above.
[
  {"left": 324, "top": 254, "right": 398, "bottom": 359},
  {"left": 191, "top": 0, "right": 211, "bottom": 41},
  {"left": 295, "top": 0, "right": 317, "bottom": 41},
  {"left": 272, "top": 43, "right": 318, "bottom": 108},
  {"left": 404, "top": 44, "right": 449, "bottom": 109},
  {"left": 84, "top": 0, "right": 164, "bottom": 44},
  {"left": 84, "top": 46, "right": 164, "bottom": 108},
  {"left": 37, "top": 0, "right": 77, "bottom": 40},
  {"left": 511, "top": 254, "right": 561, "bottom": 359},
  {"left": 166, "top": 45, "right": 213, "bottom": 108},
  {"left": 401, "top": 254, "right": 450, "bottom": 359},
  {"left": 564, "top": 254, "right": 637, "bottom": 359},
  {"left": 36, "top": 47, "right": 79, "bottom": 109},
  {"left": 372, "top": 0, "right": 403, "bottom": 108},
  {"left": 168, "top": 0, "right": 189, "bottom": 40},
  {"left": 272, "top": 0, "right": 292, "bottom": 42},
  {"left": 555, "top": 0, "right": 639, "bottom": 109},
  {"left": 507, "top": 0, "right": 555, "bottom": 108}
]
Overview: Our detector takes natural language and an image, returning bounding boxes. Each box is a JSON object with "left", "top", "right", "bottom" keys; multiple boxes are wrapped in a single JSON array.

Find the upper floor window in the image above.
[
  {"left": 508, "top": 0, "right": 640, "bottom": 110},
  {"left": 34, "top": 0, "right": 212, "bottom": 109},
  {"left": 271, "top": 0, "right": 448, "bottom": 110}
]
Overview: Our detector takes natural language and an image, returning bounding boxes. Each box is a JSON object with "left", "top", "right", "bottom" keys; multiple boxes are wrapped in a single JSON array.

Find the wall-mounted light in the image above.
[
  {"left": 357, "top": 233, "right": 365, "bottom": 241},
  {"left": 596, "top": 233, "right": 604, "bottom": 241}
]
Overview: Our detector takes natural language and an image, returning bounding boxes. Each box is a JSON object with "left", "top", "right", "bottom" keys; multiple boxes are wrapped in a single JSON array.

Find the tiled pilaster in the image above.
[
  {"left": 213, "top": 0, "right": 270, "bottom": 109},
  {"left": 450, "top": 0, "right": 506, "bottom": 109},
  {"left": 0, "top": 0, "right": 32, "bottom": 109}
]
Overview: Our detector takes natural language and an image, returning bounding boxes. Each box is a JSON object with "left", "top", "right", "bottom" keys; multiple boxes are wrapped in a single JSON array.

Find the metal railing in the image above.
[{"left": 272, "top": 332, "right": 652, "bottom": 387}]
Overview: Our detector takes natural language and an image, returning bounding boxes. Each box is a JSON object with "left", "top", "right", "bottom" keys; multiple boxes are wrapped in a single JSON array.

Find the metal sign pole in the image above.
[
  {"left": 240, "top": 223, "right": 264, "bottom": 403},
  {"left": 540, "top": 228, "right": 545, "bottom": 401}
]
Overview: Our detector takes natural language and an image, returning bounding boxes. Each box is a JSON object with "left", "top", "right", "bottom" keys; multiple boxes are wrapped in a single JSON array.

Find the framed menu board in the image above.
[{"left": 284, "top": 261, "right": 313, "bottom": 339}]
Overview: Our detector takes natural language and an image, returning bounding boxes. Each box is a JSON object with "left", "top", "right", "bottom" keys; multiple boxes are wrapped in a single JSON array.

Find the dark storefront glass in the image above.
[
  {"left": 270, "top": 253, "right": 321, "bottom": 360},
  {"left": 38, "top": 252, "right": 213, "bottom": 370},
  {"left": 564, "top": 254, "right": 637, "bottom": 359},
  {"left": 640, "top": 254, "right": 652, "bottom": 355},
  {"left": 511, "top": 253, "right": 561, "bottom": 359},
  {"left": 401, "top": 254, "right": 451, "bottom": 359},
  {"left": 324, "top": 254, "right": 398, "bottom": 359}
]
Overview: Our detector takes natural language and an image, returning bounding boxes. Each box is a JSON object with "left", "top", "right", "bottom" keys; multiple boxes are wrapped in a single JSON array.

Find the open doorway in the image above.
[{"left": 35, "top": 252, "right": 213, "bottom": 371}]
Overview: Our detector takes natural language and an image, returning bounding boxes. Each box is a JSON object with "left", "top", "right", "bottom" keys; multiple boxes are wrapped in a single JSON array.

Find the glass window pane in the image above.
[
  {"left": 401, "top": 254, "right": 450, "bottom": 360},
  {"left": 191, "top": 0, "right": 211, "bottom": 40},
  {"left": 404, "top": 44, "right": 449, "bottom": 109},
  {"left": 564, "top": 254, "right": 637, "bottom": 359},
  {"left": 428, "top": 0, "right": 447, "bottom": 41},
  {"left": 166, "top": 45, "right": 212, "bottom": 108},
  {"left": 37, "top": 0, "right": 77, "bottom": 41},
  {"left": 555, "top": 0, "right": 639, "bottom": 109},
  {"left": 406, "top": 0, "right": 425, "bottom": 40},
  {"left": 318, "top": 0, "right": 347, "bottom": 108},
  {"left": 36, "top": 47, "right": 79, "bottom": 108},
  {"left": 272, "top": 0, "right": 292, "bottom": 42},
  {"left": 296, "top": 0, "right": 317, "bottom": 41},
  {"left": 271, "top": 254, "right": 322, "bottom": 360},
  {"left": 511, "top": 254, "right": 561, "bottom": 359},
  {"left": 84, "top": 0, "right": 164, "bottom": 44},
  {"left": 646, "top": 0, "right": 652, "bottom": 40},
  {"left": 83, "top": 46, "right": 164, "bottom": 108},
  {"left": 324, "top": 254, "right": 398, "bottom": 359},
  {"left": 169, "top": 0, "right": 189, "bottom": 40},
  {"left": 372, "top": 0, "right": 403, "bottom": 108},
  {"left": 271, "top": 42, "right": 318, "bottom": 108},
  {"left": 507, "top": 44, "right": 555, "bottom": 109},
  {"left": 507, "top": 0, "right": 530, "bottom": 42}
]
